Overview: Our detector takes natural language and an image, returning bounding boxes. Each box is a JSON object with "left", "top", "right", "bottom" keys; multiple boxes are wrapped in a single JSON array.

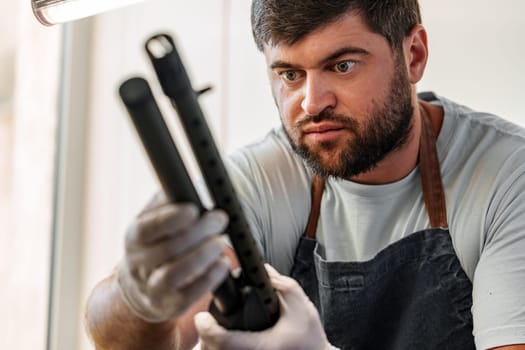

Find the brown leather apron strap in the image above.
[
  {"left": 304, "top": 175, "right": 325, "bottom": 239},
  {"left": 419, "top": 103, "right": 449, "bottom": 228}
]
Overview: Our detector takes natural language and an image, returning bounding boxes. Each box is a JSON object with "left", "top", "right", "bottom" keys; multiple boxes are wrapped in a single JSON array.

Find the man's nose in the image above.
[{"left": 300, "top": 75, "right": 336, "bottom": 116}]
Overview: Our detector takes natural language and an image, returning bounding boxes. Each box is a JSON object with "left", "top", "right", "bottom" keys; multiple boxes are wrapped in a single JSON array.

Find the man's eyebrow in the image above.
[
  {"left": 270, "top": 61, "right": 299, "bottom": 70},
  {"left": 322, "top": 46, "right": 370, "bottom": 63},
  {"left": 270, "top": 46, "right": 370, "bottom": 70}
]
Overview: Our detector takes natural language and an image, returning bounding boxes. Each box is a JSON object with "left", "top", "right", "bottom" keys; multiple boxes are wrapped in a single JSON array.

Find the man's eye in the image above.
[
  {"left": 281, "top": 71, "right": 298, "bottom": 81},
  {"left": 334, "top": 61, "right": 355, "bottom": 73}
]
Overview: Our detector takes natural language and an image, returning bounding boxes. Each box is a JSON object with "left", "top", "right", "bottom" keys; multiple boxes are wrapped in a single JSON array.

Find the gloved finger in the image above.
[
  {"left": 264, "top": 264, "right": 298, "bottom": 292},
  {"left": 264, "top": 263, "right": 282, "bottom": 279},
  {"left": 178, "top": 255, "right": 231, "bottom": 307},
  {"left": 195, "top": 311, "right": 227, "bottom": 349},
  {"left": 126, "top": 211, "right": 229, "bottom": 276},
  {"left": 175, "top": 210, "right": 229, "bottom": 253},
  {"left": 126, "top": 203, "right": 200, "bottom": 247},
  {"left": 153, "top": 256, "right": 231, "bottom": 319},
  {"left": 147, "top": 236, "right": 228, "bottom": 295},
  {"left": 138, "top": 191, "right": 168, "bottom": 215},
  {"left": 263, "top": 264, "right": 318, "bottom": 319},
  {"left": 196, "top": 312, "right": 263, "bottom": 350}
]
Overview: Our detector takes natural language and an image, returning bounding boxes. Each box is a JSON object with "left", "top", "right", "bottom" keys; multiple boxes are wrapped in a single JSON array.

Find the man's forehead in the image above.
[
  {"left": 267, "top": 12, "right": 369, "bottom": 47},
  {"left": 263, "top": 13, "right": 386, "bottom": 67}
]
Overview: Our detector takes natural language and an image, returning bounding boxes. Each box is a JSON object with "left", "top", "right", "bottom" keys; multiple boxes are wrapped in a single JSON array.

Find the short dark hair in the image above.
[{"left": 251, "top": 0, "right": 421, "bottom": 52}]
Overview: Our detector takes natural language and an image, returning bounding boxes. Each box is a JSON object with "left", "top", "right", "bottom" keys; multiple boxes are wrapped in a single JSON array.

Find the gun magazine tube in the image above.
[
  {"left": 145, "top": 34, "right": 280, "bottom": 328},
  {"left": 118, "top": 77, "right": 204, "bottom": 210}
]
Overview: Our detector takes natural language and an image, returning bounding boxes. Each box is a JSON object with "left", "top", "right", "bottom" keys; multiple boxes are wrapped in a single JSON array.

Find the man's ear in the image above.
[{"left": 403, "top": 24, "right": 428, "bottom": 84}]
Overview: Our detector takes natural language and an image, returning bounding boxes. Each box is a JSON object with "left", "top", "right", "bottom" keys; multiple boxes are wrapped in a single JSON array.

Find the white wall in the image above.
[
  {"left": 64, "top": 1, "right": 525, "bottom": 349},
  {"left": 419, "top": 0, "right": 525, "bottom": 124}
]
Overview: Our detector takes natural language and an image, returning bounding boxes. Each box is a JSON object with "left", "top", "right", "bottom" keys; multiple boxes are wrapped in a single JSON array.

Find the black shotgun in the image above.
[{"left": 118, "top": 33, "right": 280, "bottom": 331}]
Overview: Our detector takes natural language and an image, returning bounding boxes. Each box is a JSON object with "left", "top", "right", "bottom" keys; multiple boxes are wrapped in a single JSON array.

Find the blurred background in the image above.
[{"left": 0, "top": 0, "right": 524, "bottom": 349}]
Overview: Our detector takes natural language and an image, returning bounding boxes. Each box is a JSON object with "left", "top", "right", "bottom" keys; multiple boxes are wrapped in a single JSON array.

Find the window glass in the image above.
[{"left": 0, "top": 2, "right": 61, "bottom": 349}]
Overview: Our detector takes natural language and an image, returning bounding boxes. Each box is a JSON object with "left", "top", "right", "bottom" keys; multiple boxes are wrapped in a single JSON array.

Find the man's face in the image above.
[{"left": 263, "top": 13, "right": 414, "bottom": 180}]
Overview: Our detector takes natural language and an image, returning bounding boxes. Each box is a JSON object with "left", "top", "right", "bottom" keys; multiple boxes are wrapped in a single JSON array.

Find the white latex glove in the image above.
[
  {"left": 117, "top": 193, "right": 231, "bottom": 323},
  {"left": 194, "top": 264, "right": 340, "bottom": 350}
]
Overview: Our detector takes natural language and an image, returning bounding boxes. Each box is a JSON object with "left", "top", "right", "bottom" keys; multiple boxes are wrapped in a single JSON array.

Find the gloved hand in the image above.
[
  {"left": 194, "top": 264, "right": 340, "bottom": 350},
  {"left": 117, "top": 193, "right": 231, "bottom": 323}
]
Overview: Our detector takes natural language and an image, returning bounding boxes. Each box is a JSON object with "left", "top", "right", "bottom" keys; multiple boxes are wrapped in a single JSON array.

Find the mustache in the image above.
[{"left": 295, "top": 108, "right": 359, "bottom": 130}]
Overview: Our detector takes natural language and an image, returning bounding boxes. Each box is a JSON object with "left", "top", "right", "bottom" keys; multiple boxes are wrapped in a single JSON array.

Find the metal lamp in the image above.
[{"left": 31, "top": 0, "right": 144, "bottom": 25}]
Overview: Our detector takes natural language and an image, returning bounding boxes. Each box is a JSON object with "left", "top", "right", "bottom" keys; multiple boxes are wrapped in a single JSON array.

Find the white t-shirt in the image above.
[{"left": 226, "top": 95, "right": 525, "bottom": 349}]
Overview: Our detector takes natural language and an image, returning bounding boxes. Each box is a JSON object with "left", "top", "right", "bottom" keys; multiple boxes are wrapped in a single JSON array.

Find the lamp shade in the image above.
[{"left": 32, "top": 0, "right": 144, "bottom": 25}]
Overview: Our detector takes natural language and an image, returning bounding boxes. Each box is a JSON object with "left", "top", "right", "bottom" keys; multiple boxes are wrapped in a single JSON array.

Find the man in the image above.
[{"left": 86, "top": 1, "right": 525, "bottom": 349}]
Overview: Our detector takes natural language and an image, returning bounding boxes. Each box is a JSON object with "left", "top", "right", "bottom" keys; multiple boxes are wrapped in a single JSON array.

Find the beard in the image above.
[{"left": 283, "top": 60, "right": 414, "bottom": 180}]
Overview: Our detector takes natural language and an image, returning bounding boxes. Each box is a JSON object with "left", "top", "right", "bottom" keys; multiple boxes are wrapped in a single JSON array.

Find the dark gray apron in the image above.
[{"left": 290, "top": 103, "right": 476, "bottom": 349}]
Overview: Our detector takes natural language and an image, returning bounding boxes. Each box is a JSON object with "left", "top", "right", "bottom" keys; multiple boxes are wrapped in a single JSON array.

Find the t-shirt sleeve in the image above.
[{"left": 472, "top": 160, "right": 525, "bottom": 349}]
